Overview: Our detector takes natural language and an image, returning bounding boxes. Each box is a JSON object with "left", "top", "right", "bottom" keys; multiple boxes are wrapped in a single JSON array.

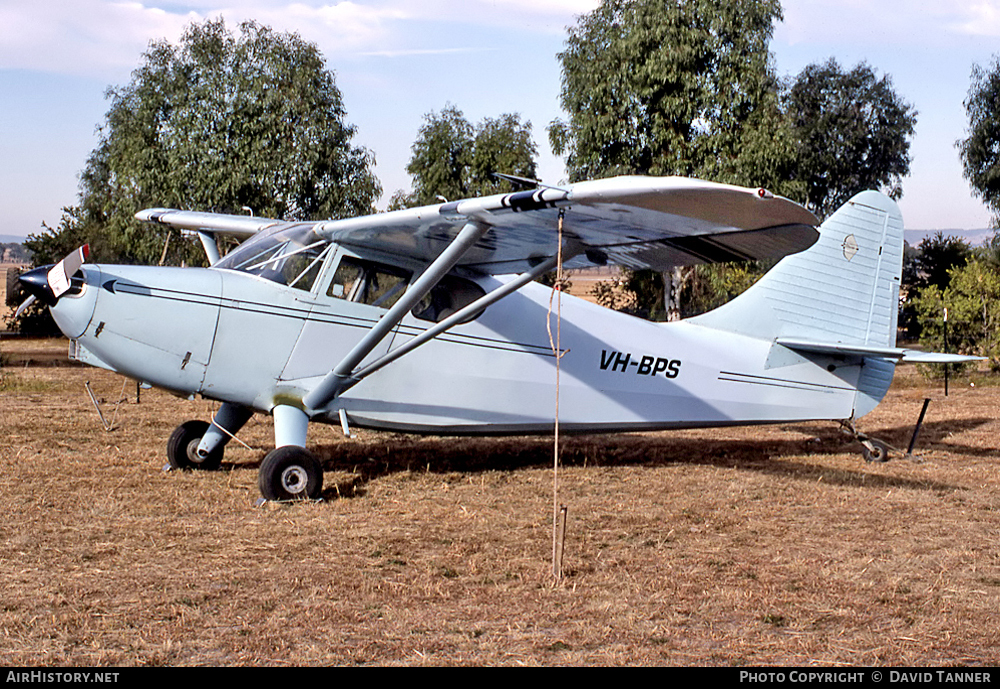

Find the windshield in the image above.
[{"left": 214, "top": 223, "right": 330, "bottom": 290}]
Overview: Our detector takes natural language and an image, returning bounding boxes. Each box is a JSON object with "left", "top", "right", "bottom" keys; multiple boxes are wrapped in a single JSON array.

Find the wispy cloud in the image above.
[
  {"left": 952, "top": 1, "right": 1000, "bottom": 36},
  {"left": 358, "top": 47, "right": 493, "bottom": 58},
  {"left": 0, "top": 0, "right": 595, "bottom": 78}
]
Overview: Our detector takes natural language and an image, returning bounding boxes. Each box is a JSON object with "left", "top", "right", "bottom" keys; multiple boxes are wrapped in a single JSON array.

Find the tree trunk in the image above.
[{"left": 665, "top": 266, "right": 692, "bottom": 321}]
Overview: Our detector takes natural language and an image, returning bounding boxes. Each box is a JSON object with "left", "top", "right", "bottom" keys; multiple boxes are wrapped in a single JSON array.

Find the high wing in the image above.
[
  {"left": 138, "top": 176, "right": 819, "bottom": 273},
  {"left": 136, "top": 209, "right": 284, "bottom": 265},
  {"left": 136, "top": 209, "right": 281, "bottom": 236},
  {"left": 319, "top": 176, "right": 819, "bottom": 273}
]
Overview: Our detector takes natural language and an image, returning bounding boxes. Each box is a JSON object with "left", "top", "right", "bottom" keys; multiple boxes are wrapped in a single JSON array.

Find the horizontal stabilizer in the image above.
[
  {"left": 897, "top": 351, "right": 984, "bottom": 364},
  {"left": 777, "top": 338, "right": 983, "bottom": 364}
]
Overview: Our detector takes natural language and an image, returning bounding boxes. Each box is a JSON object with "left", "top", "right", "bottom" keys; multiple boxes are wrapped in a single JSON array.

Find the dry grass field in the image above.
[{"left": 1, "top": 336, "right": 999, "bottom": 666}]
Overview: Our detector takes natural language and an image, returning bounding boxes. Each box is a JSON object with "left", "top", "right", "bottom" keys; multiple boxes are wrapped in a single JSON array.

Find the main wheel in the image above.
[
  {"left": 258, "top": 446, "right": 323, "bottom": 501},
  {"left": 862, "top": 439, "right": 890, "bottom": 463},
  {"left": 167, "top": 420, "right": 223, "bottom": 471}
]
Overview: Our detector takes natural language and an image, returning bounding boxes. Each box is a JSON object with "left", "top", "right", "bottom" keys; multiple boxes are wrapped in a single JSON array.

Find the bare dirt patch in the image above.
[{"left": 1, "top": 337, "right": 999, "bottom": 666}]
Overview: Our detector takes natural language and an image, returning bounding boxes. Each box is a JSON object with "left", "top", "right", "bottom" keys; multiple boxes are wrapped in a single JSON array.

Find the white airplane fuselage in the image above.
[
  {"left": 32, "top": 186, "right": 926, "bottom": 499},
  {"left": 56, "top": 260, "right": 866, "bottom": 436}
]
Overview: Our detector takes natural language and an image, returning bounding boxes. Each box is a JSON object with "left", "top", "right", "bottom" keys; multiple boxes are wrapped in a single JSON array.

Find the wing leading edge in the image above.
[
  {"left": 317, "top": 176, "right": 819, "bottom": 273},
  {"left": 136, "top": 176, "right": 819, "bottom": 274}
]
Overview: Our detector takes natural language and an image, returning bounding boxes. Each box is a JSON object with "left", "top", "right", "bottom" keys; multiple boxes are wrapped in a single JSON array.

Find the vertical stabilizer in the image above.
[
  {"left": 692, "top": 190, "right": 903, "bottom": 346},
  {"left": 691, "top": 191, "right": 904, "bottom": 416}
]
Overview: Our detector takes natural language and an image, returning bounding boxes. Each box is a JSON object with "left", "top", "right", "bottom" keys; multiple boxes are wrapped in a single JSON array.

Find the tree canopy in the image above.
[
  {"left": 551, "top": 1, "right": 923, "bottom": 321},
  {"left": 785, "top": 59, "right": 917, "bottom": 219},
  {"left": 549, "top": 0, "right": 798, "bottom": 321},
  {"left": 549, "top": 0, "right": 800, "bottom": 198},
  {"left": 28, "top": 18, "right": 379, "bottom": 267},
  {"left": 911, "top": 258, "right": 1000, "bottom": 371},
  {"left": 899, "top": 233, "right": 972, "bottom": 341},
  {"left": 959, "top": 56, "right": 1000, "bottom": 227},
  {"left": 394, "top": 105, "right": 538, "bottom": 208},
  {"left": 905, "top": 232, "right": 973, "bottom": 294}
]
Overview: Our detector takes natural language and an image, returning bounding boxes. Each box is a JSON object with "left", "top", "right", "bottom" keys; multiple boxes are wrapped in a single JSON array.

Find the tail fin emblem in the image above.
[{"left": 842, "top": 234, "right": 859, "bottom": 261}]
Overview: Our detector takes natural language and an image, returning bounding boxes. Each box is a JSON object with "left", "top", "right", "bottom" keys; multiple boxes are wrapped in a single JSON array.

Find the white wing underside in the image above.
[{"left": 138, "top": 176, "right": 819, "bottom": 274}]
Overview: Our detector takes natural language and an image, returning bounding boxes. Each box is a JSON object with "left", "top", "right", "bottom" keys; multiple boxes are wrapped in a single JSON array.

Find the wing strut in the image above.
[
  {"left": 303, "top": 221, "right": 492, "bottom": 412},
  {"left": 197, "top": 231, "right": 221, "bottom": 265},
  {"left": 335, "top": 253, "right": 565, "bottom": 395}
]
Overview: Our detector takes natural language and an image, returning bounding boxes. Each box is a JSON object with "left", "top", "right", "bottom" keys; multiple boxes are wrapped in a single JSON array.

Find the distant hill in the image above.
[
  {"left": 905, "top": 228, "right": 994, "bottom": 247},
  {"left": 0, "top": 235, "right": 27, "bottom": 245}
]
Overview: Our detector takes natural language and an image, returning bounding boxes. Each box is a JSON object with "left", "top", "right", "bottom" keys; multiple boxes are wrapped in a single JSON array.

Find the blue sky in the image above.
[{"left": 2, "top": 0, "right": 999, "bottom": 240}]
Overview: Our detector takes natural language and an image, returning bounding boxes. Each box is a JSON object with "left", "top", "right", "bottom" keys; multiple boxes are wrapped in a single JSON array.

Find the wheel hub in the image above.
[
  {"left": 186, "top": 438, "right": 203, "bottom": 464},
  {"left": 280, "top": 465, "right": 308, "bottom": 494}
]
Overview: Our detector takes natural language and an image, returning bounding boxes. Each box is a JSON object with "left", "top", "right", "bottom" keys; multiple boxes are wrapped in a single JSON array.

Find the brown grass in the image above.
[{"left": 1, "top": 337, "right": 999, "bottom": 666}]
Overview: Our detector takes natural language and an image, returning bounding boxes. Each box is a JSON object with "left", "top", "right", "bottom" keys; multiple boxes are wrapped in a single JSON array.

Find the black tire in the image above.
[
  {"left": 167, "top": 420, "right": 223, "bottom": 471},
  {"left": 258, "top": 446, "right": 323, "bottom": 501},
  {"left": 862, "top": 439, "right": 890, "bottom": 463}
]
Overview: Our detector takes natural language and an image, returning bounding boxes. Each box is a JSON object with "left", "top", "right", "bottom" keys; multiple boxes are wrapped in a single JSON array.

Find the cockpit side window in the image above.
[
  {"left": 327, "top": 257, "right": 412, "bottom": 310},
  {"left": 325, "top": 256, "right": 486, "bottom": 322}
]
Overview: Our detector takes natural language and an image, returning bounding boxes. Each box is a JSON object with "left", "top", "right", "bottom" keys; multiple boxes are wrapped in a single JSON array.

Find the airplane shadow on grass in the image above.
[{"left": 224, "top": 416, "right": 995, "bottom": 501}]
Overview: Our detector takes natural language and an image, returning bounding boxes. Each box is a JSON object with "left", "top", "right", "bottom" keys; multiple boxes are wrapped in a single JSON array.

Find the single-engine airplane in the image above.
[{"left": 17, "top": 176, "right": 975, "bottom": 501}]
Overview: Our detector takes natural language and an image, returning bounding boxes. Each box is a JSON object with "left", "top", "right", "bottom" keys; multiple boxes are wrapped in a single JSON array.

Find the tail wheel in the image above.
[
  {"left": 862, "top": 438, "right": 891, "bottom": 463},
  {"left": 167, "top": 420, "right": 223, "bottom": 471},
  {"left": 259, "top": 446, "right": 323, "bottom": 501}
]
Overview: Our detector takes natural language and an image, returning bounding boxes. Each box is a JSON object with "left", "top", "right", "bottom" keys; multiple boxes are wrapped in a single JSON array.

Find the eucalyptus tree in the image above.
[{"left": 28, "top": 18, "right": 379, "bottom": 267}]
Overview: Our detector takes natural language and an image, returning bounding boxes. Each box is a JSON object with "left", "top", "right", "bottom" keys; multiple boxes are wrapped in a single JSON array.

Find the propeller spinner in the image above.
[{"left": 15, "top": 245, "right": 90, "bottom": 317}]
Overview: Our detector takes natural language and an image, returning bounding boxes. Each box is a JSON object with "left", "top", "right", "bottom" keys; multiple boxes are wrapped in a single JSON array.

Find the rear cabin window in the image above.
[
  {"left": 328, "top": 257, "right": 411, "bottom": 310},
  {"left": 411, "top": 275, "right": 486, "bottom": 324}
]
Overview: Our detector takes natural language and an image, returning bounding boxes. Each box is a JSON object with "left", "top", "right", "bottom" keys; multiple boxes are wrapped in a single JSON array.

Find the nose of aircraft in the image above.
[
  {"left": 16, "top": 246, "right": 98, "bottom": 339},
  {"left": 17, "top": 265, "right": 59, "bottom": 306}
]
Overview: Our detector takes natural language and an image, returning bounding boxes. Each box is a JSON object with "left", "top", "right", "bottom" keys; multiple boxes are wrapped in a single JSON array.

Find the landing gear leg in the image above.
[
  {"left": 196, "top": 402, "right": 254, "bottom": 458},
  {"left": 258, "top": 405, "right": 323, "bottom": 501},
  {"left": 167, "top": 403, "right": 254, "bottom": 471}
]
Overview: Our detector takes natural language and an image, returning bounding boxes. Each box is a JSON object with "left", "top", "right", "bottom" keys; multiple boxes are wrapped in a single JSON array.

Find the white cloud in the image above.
[
  {"left": 0, "top": 0, "right": 198, "bottom": 77},
  {"left": 224, "top": 2, "right": 406, "bottom": 55},
  {"left": 777, "top": 0, "right": 1000, "bottom": 46},
  {"left": 953, "top": 0, "right": 1000, "bottom": 36},
  {"left": 0, "top": 0, "right": 596, "bottom": 78},
  {"left": 0, "top": 2, "right": 405, "bottom": 76}
]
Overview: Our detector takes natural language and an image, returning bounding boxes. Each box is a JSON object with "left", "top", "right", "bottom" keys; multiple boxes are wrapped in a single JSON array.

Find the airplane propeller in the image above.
[{"left": 15, "top": 245, "right": 90, "bottom": 318}]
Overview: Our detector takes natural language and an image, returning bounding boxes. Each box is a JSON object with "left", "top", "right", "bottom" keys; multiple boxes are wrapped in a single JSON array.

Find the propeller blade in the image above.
[
  {"left": 13, "top": 295, "right": 37, "bottom": 319},
  {"left": 48, "top": 245, "right": 89, "bottom": 299},
  {"left": 17, "top": 244, "right": 90, "bottom": 307}
]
